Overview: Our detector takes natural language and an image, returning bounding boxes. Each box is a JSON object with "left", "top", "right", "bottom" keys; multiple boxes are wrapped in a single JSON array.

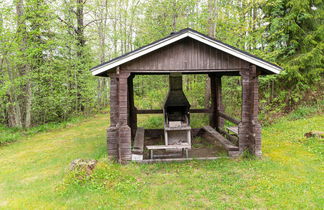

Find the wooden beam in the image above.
[
  {"left": 136, "top": 109, "right": 211, "bottom": 114},
  {"left": 218, "top": 111, "right": 240, "bottom": 125},
  {"left": 136, "top": 109, "right": 163, "bottom": 114},
  {"left": 190, "top": 109, "right": 211, "bottom": 113},
  {"left": 144, "top": 128, "right": 202, "bottom": 138}
]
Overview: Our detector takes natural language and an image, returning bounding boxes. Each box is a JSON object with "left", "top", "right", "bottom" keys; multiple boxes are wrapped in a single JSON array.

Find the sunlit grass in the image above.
[{"left": 0, "top": 113, "right": 323, "bottom": 209}]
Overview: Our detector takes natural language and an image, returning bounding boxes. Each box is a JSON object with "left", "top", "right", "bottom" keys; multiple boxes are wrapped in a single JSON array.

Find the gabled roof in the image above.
[{"left": 91, "top": 28, "right": 282, "bottom": 76}]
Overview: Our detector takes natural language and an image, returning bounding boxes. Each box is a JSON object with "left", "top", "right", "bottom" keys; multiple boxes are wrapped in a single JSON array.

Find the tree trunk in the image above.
[
  {"left": 25, "top": 81, "right": 32, "bottom": 128},
  {"left": 76, "top": 0, "right": 85, "bottom": 112}
]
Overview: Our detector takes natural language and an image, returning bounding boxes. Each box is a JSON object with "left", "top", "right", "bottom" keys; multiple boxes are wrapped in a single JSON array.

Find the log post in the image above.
[
  {"left": 107, "top": 72, "right": 119, "bottom": 160},
  {"left": 118, "top": 70, "right": 132, "bottom": 163},
  {"left": 239, "top": 68, "right": 251, "bottom": 153},
  {"left": 238, "top": 65, "right": 261, "bottom": 157},
  {"left": 250, "top": 65, "right": 262, "bottom": 157},
  {"left": 209, "top": 73, "right": 224, "bottom": 130},
  {"left": 128, "top": 74, "right": 137, "bottom": 139}
]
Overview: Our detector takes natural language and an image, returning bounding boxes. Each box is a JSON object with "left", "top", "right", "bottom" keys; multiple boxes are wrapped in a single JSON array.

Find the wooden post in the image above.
[
  {"left": 128, "top": 74, "right": 137, "bottom": 139},
  {"left": 239, "top": 68, "right": 251, "bottom": 153},
  {"left": 250, "top": 65, "right": 262, "bottom": 157},
  {"left": 238, "top": 65, "right": 261, "bottom": 157},
  {"left": 209, "top": 73, "right": 224, "bottom": 130},
  {"left": 118, "top": 70, "right": 132, "bottom": 163},
  {"left": 107, "top": 72, "right": 119, "bottom": 160}
]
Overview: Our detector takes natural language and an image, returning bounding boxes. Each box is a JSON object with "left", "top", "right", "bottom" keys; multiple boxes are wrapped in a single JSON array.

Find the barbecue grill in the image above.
[{"left": 164, "top": 73, "right": 192, "bottom": 147}]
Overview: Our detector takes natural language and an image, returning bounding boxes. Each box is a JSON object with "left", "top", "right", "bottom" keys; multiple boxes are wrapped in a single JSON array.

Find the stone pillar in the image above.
[
  {"left": 107, "top": 72, "right": 119, "bottom": 160},
  {"left": 118, "top": 71, "right": 132, "bottom": 163},
  {"left": 238, "top": 65, "right": 261, "bottom": 157},
  {"left": 209, "top": 74, "right": 224, "bottom": 130}
]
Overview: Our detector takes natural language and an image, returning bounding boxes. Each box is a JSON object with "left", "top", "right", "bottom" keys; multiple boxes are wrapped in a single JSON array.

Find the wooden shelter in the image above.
[{"left": 90, "top": 28, "right": 282, "bottom": 163}]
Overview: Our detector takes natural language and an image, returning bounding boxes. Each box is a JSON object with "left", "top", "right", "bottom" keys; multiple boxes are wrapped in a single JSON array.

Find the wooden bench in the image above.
[
  {"left": 146, "top": 144, "right": 191, "bottom": 159},
  {"left": 202, "top": 126, "right": 239, "bottom": 151},
  {"left": 132, "top": 127, "right": 144, "bottom": 154}
]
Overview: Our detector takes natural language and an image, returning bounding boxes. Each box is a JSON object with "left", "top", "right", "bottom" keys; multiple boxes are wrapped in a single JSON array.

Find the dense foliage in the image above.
[{"left": 0, "top": 0, "right": 323, "bottom": 128}]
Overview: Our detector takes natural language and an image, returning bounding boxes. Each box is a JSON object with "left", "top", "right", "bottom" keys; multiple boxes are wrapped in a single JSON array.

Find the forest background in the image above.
[{"left": 0, "top": 0, "right": 323, "bottom": 132}]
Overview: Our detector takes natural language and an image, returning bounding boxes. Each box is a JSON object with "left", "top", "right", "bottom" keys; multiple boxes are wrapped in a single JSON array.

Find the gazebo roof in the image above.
[{"left": 91, "top": 28, "right": 282, "bottom": 76}]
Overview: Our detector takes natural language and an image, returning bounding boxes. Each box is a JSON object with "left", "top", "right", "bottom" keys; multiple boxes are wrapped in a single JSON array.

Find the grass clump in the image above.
[
  {"left": 287, "top": 105, "right": 320, "bottom": 120},
  {"left": 59, "top": 161, "right": 140, "bottom": 194},
  {"left": 0, "top": 126, "right": 21, "bottom": 145}
]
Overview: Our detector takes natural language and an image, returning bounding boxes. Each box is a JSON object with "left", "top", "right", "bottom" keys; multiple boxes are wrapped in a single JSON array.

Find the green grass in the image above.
[
  {"left": 0, "top": 116, "right": 85, "bottom": 145},
  {"left": 0, "top": 113, "right": 323, "bottom": 209}
]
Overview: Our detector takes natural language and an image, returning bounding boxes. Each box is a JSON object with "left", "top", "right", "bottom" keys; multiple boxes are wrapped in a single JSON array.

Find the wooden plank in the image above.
[
  {"left": 227, "top": 126, "right": 238, "bottom": 135},
  {"left": 146, "top": 144, "right": 191, "bottom": 150},
  {"left": 145, "top": 128, "right": 201, "bottom": 138},
  {"left": 122, "top": 38, "right": 247, "bottom": 72},
  {"left": 218, "top": 128, "right": 239, "bottom": 145},
  {"left": 151, "top": 153, "right": 183, "bottom": 158},
  {"left": 165, "top": 126, "right": 191, "bottom": 131},
  {"left": 132, "top": 127, "right": 144, "bottom": 154},
  {"left": 202, "top": 126, "right": 239, "bottom": 151},
  {"left": 134, "top": 156, "right": 222, "bottom": 164}
]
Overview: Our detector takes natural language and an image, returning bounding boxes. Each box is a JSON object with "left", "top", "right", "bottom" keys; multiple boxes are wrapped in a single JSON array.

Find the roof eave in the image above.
[{"left": 91, "top": 29, "right": 282, "bottom": 76}]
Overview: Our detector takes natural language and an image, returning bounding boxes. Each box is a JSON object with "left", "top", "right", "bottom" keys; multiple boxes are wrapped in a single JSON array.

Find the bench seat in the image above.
[
  {"left": 146, "top": 144, "right": 191, "bottom": 150},
  {"left": 146, "top": 144, "right": 190, "bottom": 159}
]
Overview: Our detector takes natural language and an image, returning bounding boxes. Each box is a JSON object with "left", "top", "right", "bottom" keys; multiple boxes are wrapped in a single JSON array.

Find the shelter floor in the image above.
[{"left": 143, "top": 136, "right": 225, "bottom": 159}]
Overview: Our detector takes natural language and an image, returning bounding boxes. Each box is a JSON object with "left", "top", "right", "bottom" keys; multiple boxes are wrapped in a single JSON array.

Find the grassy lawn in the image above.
[{"left": 0, "top": 114, "right": 323, "bottom": 209}]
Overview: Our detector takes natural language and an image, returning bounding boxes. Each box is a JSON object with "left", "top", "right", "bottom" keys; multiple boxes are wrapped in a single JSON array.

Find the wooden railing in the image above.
[{"left": 218, "top": 111, "right": 240, "bottom": 125}]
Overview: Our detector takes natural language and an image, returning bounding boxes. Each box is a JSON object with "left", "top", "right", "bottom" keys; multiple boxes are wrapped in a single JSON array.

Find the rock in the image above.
[
  {"left": 304, "top": 131, "right": 324, "bottom": 138},
  {"left": 70, "top": 159, "right": 97, "bottom": 175}
]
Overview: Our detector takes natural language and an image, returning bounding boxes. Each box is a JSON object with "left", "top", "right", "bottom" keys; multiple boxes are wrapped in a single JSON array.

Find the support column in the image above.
[
  {"left": 107, "top": 72, "right": 119, "bottom": 160},
  {"left": 250, "top": 65, "right": 262, "bottom": 157},
  {"left": 238, "top": 65, "right": 261, "bottom": 157},
  {"left": 118, "top": 71, "right": 132, "bottom": 163},
  {"left": 239, "top": 68, "right": 251, "bottom": 153},
  {"left": 128, "top": 74, "right": 137, "bottom": 139},
  {"left": 209, "top": 74, "right": 224, "bottom": 130}
]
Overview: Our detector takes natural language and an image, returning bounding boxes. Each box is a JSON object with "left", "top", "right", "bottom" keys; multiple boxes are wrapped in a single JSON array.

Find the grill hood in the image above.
[{"left": 164, "top": 73, "right": 190, "bottom": 110}]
